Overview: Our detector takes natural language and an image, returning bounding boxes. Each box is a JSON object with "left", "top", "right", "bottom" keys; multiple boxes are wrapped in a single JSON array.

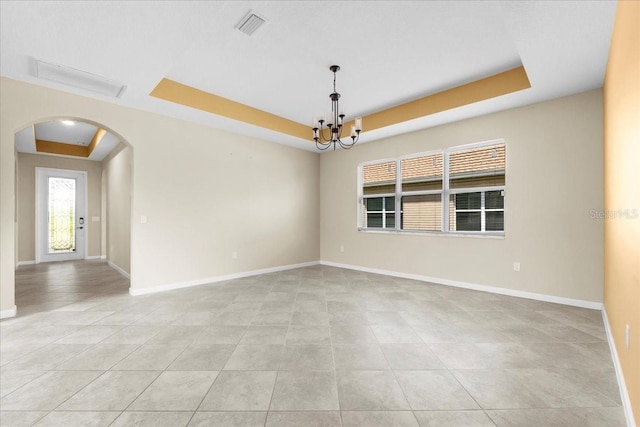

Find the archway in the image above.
[{"left": 12, "top": 117, "right": 133, "bottom": 316}]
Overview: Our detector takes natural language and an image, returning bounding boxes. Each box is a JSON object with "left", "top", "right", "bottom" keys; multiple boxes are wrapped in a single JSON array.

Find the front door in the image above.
[{"left": 36, "top": 168, "right": 87, "bottom": 263}]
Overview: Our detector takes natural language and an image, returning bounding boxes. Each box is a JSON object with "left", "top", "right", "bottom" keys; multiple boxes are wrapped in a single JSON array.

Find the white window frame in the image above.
[
  {"left": 363, "top": 195, "right": 396, "bottom": 229},
  {"left": 398, "top": 149, "right": 444, "bottom": 232},
  {"left": 451, "top": 189, "right": 505, "bottom": 233},
  {"left": 357, "top": 139, "right": 505, "bottom": 237}
]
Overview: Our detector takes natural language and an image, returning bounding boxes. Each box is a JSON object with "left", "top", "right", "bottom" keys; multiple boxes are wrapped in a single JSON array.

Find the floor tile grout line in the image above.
[
  {"left": 186, "top": 369, "right": 222, "bottom": 426},
  {"left": 326, "top": 285, "right": 341, "bottom": 418},
  {"left": 103, "top": 334, "right": 193, "bottom": 421},
  {"left": 378, "top": 338, "right": 421, "bottom": 423},
  {"left": 264, "top": 279, "right": 298, "bottom": 424},
  {"left": 0, "top": 370, "right": 50, "bottom": 401},
  {"left": 1, "top": 335, "right": 144, "bottom": 400},
  {"left": 448, "top": 367, "right": 497, "bottom": 425},
  {"left": 40, "top": 369, "right": 113, "bottom": 416}
]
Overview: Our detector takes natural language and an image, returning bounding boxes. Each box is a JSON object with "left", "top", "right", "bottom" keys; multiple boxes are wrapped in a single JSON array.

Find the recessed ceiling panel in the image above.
[
  {"left": 88, "top": 131, "right": 121, "bottom": 161},
  {"left": 35, "top": 121, "right": 98, "bottom": 146},
  {"left": 15, "top": 120, "right": 121, "bottom": 161}
]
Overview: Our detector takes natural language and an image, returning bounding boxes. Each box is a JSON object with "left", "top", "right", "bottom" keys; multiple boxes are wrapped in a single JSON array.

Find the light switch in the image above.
[{"left": 140, "top": 215, "right": 148, "bottom": 224}]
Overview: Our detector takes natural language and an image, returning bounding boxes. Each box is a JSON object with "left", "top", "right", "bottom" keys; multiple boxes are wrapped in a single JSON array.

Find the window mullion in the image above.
[
  {"left": 395, "top": 158, "right": 401, "bottom": 231},
  {"left": 480, "top": 191, "right": 486, "bottom": 232},
  {"left": 357, "top": 165, "right": 363, "bottom": 229},
  {"left": 443, "top": 150, "right": 450, "bottom": 232},
  {"left": 385, "top": 197, "right": 389, "bottom": 228}
]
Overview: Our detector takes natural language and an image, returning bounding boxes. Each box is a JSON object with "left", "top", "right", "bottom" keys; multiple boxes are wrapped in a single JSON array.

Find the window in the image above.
[
  {"left": 361, "top": 161, "right": 396, "bottom": 229},
  {"left": 448, "top": 142, "right": 505, "bottom": 233},
  {"left": 401, "top": 153, "right": 443, "bottom": 231},
  {"left": 365, "top": 197, "right": 395, "bottom": 228},
  {"left": 359, "top": 140, "right": 505, "bottom": 235},
  {"left": 451, "top": 190, "right": 504, "bottom": 232}
]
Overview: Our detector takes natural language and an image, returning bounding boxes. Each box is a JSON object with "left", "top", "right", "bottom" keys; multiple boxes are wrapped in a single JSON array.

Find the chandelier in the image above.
[{"left": 312, "top": 65, "right": 362, "bottom": 151}]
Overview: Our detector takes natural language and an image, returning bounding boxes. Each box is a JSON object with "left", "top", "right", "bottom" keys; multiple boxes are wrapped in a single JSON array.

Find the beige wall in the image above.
[
  {"left": 321, "top": 89, "right": 604, "bottom": 303},
  {"left": 16, "top": 152, "right": 103, "bottom": 262},
  {"left": 102, "top": 143, "right": 131, "bottom": 274},
  {"left": 0, "top": 77, "right": 320, "bottom": 311},
  {"left": 604, "top": 1, "right": 639, "bottom": 422}
]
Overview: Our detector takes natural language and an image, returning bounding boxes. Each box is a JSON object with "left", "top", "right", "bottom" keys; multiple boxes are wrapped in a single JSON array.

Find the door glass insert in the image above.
[{"left": 48, "top": 177, "right": 76, "bottom": 253}]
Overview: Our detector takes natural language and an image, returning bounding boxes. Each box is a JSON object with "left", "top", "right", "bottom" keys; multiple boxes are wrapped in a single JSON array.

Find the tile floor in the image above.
[{"left": 0, "top": 261, "right": 626, "bottom": 426}]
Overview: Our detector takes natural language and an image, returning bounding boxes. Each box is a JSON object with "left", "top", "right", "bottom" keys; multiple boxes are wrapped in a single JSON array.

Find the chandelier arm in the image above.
[
  {"left": 319, "top": 125, "right": 334, "bottom": 142},
  {"left": 337, "top": 138, "right": 354, "bottom": 150},
  {"left": 339, "top": 132, "right": 360, "bottom": 149},
  {"left": 315, "top": 139, "right": 333, "bottom": 151}
]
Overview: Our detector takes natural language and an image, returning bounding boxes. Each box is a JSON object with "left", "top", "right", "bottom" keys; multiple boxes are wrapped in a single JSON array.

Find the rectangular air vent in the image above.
[
  {"left": 35, "top": 60, "right": 127, "bottom": 98},
  {"left": 235, "top": 10, "right": 266, "bottom": 36}
]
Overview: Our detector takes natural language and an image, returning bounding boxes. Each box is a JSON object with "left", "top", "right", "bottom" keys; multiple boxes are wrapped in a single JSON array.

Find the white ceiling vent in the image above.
[
  {"left": 35, "top": 60, "right": 127, "bottom": 98},
  {"left": 235, "top": 10, "right": 266, "bottom": 36}
]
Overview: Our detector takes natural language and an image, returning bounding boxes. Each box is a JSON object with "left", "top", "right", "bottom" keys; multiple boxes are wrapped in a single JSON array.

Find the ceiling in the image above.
[
  {"left": 1, "top": 1, "right": 616, "bottom": 153},
  {"left": 15, "top": 120, "right": 121, "bottom": 161}
]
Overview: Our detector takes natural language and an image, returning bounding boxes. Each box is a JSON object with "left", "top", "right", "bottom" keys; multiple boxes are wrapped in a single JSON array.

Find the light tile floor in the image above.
[{"left": 0, "top": 261, "right": 626, "bottom": 426}]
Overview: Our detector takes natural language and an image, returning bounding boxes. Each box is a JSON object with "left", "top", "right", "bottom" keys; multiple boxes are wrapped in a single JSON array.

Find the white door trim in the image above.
[{"left": 35, "top": 167, "right": 88, "bottom": 263}]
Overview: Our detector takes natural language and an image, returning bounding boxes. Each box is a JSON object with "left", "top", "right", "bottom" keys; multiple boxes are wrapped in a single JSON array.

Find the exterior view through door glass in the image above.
[
  {"left": 49, "top": 177, "right": 76, "bottom": 252},
  {"left": 36, "top": 168, "right": 86, "bottom": 263}
]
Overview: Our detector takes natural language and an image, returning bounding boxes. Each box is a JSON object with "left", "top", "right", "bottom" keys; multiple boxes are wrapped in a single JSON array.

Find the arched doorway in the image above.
[{"left": 12, "top": 117, "right": 133, "bottom": 316}]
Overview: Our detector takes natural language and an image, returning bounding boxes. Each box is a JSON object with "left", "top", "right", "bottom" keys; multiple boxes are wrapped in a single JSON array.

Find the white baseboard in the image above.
[
  {"left": 100, "top": 255, "right": 107, "bottom": 260},
  {"left": 108, "top": 261, "right": 130, "bottom": 279},
  {"left": 320, "top": 260, "right": 603, "bottom": 310},
  {"left": 129, "top": 261, "right": 319, "bottom": 296},
  {"left": 0, "top": 305, "right": 17, "bottom": 319},
  {"left": 16, "top": 260, "right": 35, "bottom": 267},
  {"left": 602, "top": 308, "right": 636, "bottom": 427},
  {"left": 85, "top": 255, "right": 103, "bottom": 260}
]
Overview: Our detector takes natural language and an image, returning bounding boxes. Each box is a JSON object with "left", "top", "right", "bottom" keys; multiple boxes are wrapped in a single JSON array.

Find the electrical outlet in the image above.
[
  {"left": 232, "top": 251, "right": 238, "bottom": 260},
  {"left": 626, "top": 324, "right": 630, "bottom": 348},
  {"left": 513, "top": 262, "right": 521, "bottom": 272},
  {"left": 340, "top": 245, "right": 345, "bottom": 253}
]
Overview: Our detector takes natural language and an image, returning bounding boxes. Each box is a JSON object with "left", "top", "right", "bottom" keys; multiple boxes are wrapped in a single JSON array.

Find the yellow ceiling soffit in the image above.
[
  {"left": 352, "top": 65, "right": 531, "bottom": 136},
  {"left": 35, "top": 128, "right": 106, "bottom": 158},
  {"left": 150, "top": 79, "right": 311, "bottom": 140},
  {"left": 149, "top": 65, "right": 530, "bottom": 142},
  {"left": 87, "top": 128, "right": 106, "bottom": 156}
]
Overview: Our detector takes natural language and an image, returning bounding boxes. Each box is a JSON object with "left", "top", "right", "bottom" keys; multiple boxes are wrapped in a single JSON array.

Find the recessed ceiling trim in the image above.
[
  {"left": 357, "top": 65, "right": 531, "bottom": 136},
  {"left": 35, "top": 139, "right": 90, "bottom": 157},
  {"left": 35, "top": 127, "right": 106, "bottom": 158},
  {"left": 149, "top": 66, "right": 530, "bottom": 144},
  {"left": 35, "top": 60, "right": 127, "bottom": 98},
  {"left": 87, "top": 128, "right": 106, "bottom": 156},
  {"left": 150, "top": 78, "right": 310, "bottom": 139}
]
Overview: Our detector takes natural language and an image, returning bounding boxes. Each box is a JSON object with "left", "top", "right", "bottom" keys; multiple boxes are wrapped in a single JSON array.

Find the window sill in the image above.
[{"left": 357, "top": 228, "right": 505, "bottom": 239}]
